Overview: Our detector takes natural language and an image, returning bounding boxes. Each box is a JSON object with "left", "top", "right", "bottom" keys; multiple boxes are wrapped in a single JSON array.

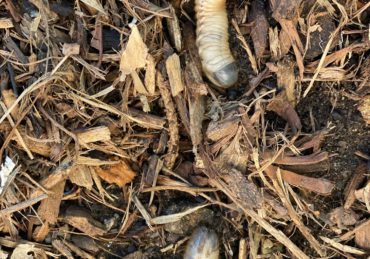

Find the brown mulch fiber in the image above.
[{"left": 0, "top": 0, "right": 369, "bottom": 258}]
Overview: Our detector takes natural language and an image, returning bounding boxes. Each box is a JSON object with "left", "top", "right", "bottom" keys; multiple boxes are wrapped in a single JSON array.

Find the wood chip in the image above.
[
  {"left": 166, "top": 54, "right": 184, "bottom": 96},
  {"left": 120, "top": 25, "right": 148, "bottom": 79},
  {"left": 75, "top": 126, "right": 111, "bottom": 144},
  {"left": 0, "top": 18, "right": 13, "bottom": 29}
]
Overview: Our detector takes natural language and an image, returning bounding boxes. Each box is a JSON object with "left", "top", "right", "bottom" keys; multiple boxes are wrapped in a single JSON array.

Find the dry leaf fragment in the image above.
[
  {"left": 120, "top": 25, "right": 148, "bottom": 80},
  {"left": 94, "top": 160, "right": 136, "bottom": 187}
]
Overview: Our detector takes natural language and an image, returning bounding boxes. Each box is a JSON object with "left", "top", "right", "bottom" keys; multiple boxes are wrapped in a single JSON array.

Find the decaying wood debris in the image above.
[{"left": 0, "top": 0, "right": 369, "bottom": 258}]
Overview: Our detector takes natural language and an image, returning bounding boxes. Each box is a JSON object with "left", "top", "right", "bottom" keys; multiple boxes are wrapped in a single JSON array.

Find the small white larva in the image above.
[
  {"left": 183, "top": 227, "right": 219, "bottom": 259},
  {"left": 195, "top": 0, "right": 239, "bottom": 88}
]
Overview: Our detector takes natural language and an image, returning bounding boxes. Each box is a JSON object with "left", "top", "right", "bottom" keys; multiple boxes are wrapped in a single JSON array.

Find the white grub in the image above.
[{"left": 184, "top": 226, "right": 219, "bottom": 259}]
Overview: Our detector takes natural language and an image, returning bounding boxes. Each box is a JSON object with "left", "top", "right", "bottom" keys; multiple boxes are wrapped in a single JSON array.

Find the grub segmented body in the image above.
[
  {"left": 195, "top": 0, "right": 238, "bottom": 88},
  {"left": 183, "top": 227, "right": 219, "bottom": 259}
]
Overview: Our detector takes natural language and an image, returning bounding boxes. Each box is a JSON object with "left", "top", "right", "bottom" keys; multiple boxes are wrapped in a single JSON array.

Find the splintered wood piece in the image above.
[
  {"left": 52, "top": 240, "right": 73, "bottom": 259},
  {"left": 76, "top": 126, "right": 111, "bottom": 144},
  {"left": 120, "top": 25, "right": 148, "bottom": 79},
  {"left": 64, "top": 206, "right": 106, "bottom": 236},
  {"left": 157, "top": 72, "right": 179, "bottom": 169},
  {"left": 184, "top": 58, "right": 206, "bottom": 149},
  {"left": 267, "top": 93, "right": 302, "bottom": 132},
  {"left": 320, "top": 236, "right": 365, "bottom": 256},
  {"left": 206, "top": 117, "right": 240, "bottom": 142},
  {"left": 166, "top": 4, "right": 182, "bottom": 52},
  {"left": 68, "top": 165, "right": 94, "bottom": 190},
  {"left": 37, "top": 179, "right": 66, "bottom": 224},
  {"left": 145, "top": 55, "right": 156, "bottom": 95},
  {"left": 265, "top": 166, "right": 334, "bottom": 195},
  {"left": 166, "top": 54, "right": 184, "bottom": 96},
  {"left": 344, "top": 163, "right": 367, "bottom": 209},
  {"left": 249, "top": 0, "right": 268, "bottom": 58},
  {"left": 94, "top": 160, "right": 136, "bottom": 187},
  {"left": 0, "top": 18, "right": 13, "bottom": 29}
]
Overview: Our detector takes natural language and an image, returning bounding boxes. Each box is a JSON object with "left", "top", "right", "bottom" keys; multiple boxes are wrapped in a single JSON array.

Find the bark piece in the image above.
[
  {"left": 344, "top": 163, "right": 367, "bottom": 209},
  {"left": 267, "top": 93, "right": 302, "bottom": 132},
  {"left": 37, "top": 179, "right": 65, "bottom": 224},
  {"left": 265, "top": 165, "right": 334, "bottom": 195},
  {"left": 68, "top": 165, "right": 94, "bottom": 190},
  {"left": 249, "top": 0, "right": 269, "bottom": 58},
  {"left": 64, "top": 206, "right": 106, "bottom": 236}
]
